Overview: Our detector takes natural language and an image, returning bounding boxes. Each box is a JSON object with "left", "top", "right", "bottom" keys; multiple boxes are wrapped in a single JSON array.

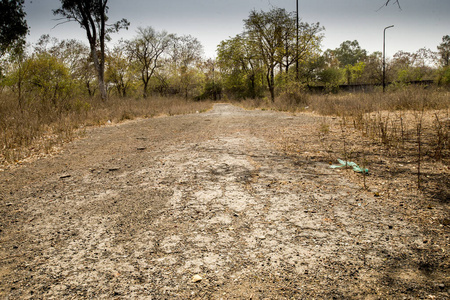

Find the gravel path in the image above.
[{"left": 1, "top": 104, "right": 448, "bottom": 299}]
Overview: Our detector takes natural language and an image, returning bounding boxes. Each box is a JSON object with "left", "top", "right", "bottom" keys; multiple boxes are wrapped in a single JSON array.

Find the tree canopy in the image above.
[
  {"left": 53, "top": 0, "right": 129, "bottom": 100},
  {"left": 437, "top": 35, "right": 450, "bottom": 67},
  {"left": 0, "top": 0, "right": 28, "bottom": 56}
]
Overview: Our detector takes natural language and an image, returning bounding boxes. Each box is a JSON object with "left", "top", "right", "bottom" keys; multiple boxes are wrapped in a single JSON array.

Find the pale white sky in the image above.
[{"left": 24, "top": 0, "right": 450, "bottom": 59}]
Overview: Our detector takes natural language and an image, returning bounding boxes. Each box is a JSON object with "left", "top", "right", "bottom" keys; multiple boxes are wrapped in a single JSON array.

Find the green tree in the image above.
[
  {"left": 360, "top": 51, "right": 382, "bottom": 84},
  {"left": 281, "top": 20, "right": 323, "bottom": 76},
  {"left": 106, "top": 45, "right": 136, "bottom": 97},
  {"left": 242, "top": 8, "right": 323, "bottom": 101},
  {"left": 332, "top": 40, "right": 367, "bottom": 68},
  {"left": 14, "top": 53, "right": 71, "bottom": 107},
  {"left": 1, "top": 44, "right": 29, "bottom": 108},
  {"left": 53, "top": 0, "right": 129, "bottom": 101},
  {"left": 217, "top": 34, "right": 264, "bottom": 99},
  {"left": 437, "top": 35, "right": 450, "bottom": 67},
  {"left": 244, "top": 8, "right": 291, "bottom": 102},
  {"left": 318, "top": 67, "right": 344, "bottom": 92},
  {"left": 391, "top": 48, "right": 436, "bottom": 83},
  {"left": 168, "top": 34, "right": 203, "bottom": 99},
  {"left": 33, "top": 34, "right": 97, "bottom": 96},
  {"left": 345, "top": 61, "right": 366, "bottom": 85},
  {"left": 0, "top": 0, "right": 28, "bottom": 57}
]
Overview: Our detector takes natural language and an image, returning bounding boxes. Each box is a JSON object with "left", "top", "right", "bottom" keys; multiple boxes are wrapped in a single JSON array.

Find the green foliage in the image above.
[
  {"left": 53, "top": 0, "right": 130, "bottom": 101},
  {"left": 217, "top": 34, "right": 265, "bottom": 99},
  {"left": 344, "top": 61, "right": 366, "bottom": 85},
  {"left": 437, "top": 35, "right": 450, "bottom": 67},
  {"left": 318, "top": 67, "right": 344, "bottom": 92},
  {"left": 127, "top": 27, "right": 174, "bottom": 98},
  {"left": 390, "top": 48, "right": 436, "bottom": 84},
  {"left": 0, "top": 0, "right": 28, "bottom": 56},
  {"left": 332, "top": 40, "right": 367, "bottom": 68},
  {"left": 24, "top": 53, "right": 72, "bottom": 106},
  {"left": 4, "top": 52, "right": 72, "bottom": 107},
  {"left": 106, "top": 45, "right": 137, "bottom": 97},
  {"left": 437, "top": 66, "right": 450, "bottom": 86},
  {"left": 218, "top": 7, "right": 323, "bottom": 101},
  {"left": 276, "top": 73, "right": 308, "bottom": 106}
]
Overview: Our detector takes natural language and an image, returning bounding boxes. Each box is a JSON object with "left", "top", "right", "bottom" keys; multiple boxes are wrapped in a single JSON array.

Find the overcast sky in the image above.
[{"left": 24, "top": 0, "right": 450, "bottom": 59}]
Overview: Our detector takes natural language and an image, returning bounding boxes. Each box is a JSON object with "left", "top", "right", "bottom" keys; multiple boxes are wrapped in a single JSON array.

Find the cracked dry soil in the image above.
[{"left": 0, "top": 104, "right": 449, "bottom": 299}]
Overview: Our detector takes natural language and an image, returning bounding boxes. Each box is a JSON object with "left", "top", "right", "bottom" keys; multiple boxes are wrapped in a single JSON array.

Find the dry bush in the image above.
[
  {"left": 0, "top": 93, "right": 213, "bottom": 167},
  {"left": 239, "top": 86, "right": 449, "bottom": 200},
  {"left": 308, "top": 87, "right": 449, "bottom": 115}
]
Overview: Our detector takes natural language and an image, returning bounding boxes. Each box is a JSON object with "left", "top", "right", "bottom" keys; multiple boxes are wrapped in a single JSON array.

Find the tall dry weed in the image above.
[{"left": 0, "top": 93, "right": 213, "bottom": 167}]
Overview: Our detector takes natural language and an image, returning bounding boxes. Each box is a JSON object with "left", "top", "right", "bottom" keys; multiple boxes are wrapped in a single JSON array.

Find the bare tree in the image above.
[
  {"left": 127, "top": 27, "right": 173, "bottom": 98},
  {"left": 53, "top": 0, "right": 129, "bottom": 101},
  {"left": 169, "top": 35, "right": 203, "bottom": 99}
]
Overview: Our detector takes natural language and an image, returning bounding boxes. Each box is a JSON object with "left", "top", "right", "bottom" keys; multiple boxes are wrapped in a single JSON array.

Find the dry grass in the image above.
[
  {"left": 237, "top": 86, "right": 450, "bottom": 202},
  {"left": 236, "top": 86, "right": 449, "bottom": 115},
  {"left": 0, "top": 94, "right": 213, "bottom": 167}
]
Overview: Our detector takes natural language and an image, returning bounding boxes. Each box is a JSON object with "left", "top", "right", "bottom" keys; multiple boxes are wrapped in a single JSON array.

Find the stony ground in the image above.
[{"left": 0, "top": 104, "right": 448, "bottom": 299}]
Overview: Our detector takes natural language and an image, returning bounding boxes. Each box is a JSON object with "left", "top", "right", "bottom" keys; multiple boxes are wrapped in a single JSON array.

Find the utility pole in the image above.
[
  {"left": 296, "top": 0, "right": 299, "bottom": 80},
  {"left": 383, "top": 25, "right": 394, "bottom": 92}
]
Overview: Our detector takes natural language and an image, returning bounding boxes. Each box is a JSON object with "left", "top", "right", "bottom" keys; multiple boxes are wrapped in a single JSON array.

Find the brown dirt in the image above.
[{"left": 0, "top": 104, "right": 448, "bottom": 299}]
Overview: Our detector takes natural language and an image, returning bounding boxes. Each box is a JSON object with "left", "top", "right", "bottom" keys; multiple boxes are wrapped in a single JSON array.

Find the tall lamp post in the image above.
[{"left": 383, "top": 25, "right": 394, "bottom": 92}]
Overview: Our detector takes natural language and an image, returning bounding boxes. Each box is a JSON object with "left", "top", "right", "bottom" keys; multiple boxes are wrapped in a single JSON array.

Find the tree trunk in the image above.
[
  {"left": 99, "top": 4, "right": 107, "bottom": 101},
  {"left": 143, "top": 82, "right": 148, "bottom": 98},
  {"left": 98, "top": 71, "right": 107, "bottom": 101},
  {"left": 249, "top": 74, "right": 256, "bottom": 99},
  {"left": 88, "top": 27, "right": 107, "bottom": 101},
  {"left": 267, "top": 68, "right": 275, "bottom": 102}
]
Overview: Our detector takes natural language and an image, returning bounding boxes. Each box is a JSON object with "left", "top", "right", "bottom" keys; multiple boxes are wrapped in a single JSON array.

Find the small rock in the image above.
[
  {"left": 442, "top": 219, "right": 450, "bottom": 226},
  {"left": 6, "top": 203, "right": 13, "bottom": 207},
  {"left": 137, "top": 147, "right": 147, "bottom": 151},
  {"left": 192, "top": 275, "right": 202, "bottom": 283},
  {"left": 60, "top": 174, "right": 71, "bottom": 179}
]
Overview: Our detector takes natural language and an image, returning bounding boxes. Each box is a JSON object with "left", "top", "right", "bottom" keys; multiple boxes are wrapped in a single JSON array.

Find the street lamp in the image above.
[{"left": 383, "top": 25, "right": 394, "bottom": 92}]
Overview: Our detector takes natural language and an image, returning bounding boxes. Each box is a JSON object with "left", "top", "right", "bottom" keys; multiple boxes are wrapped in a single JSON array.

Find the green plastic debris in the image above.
[{"left": 330, "top": 159, "right": 368, "bottom": 174}]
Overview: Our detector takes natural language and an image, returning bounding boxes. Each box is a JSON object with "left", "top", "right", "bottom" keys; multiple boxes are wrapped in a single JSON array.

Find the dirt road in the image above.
[{"left": 1, "top": 104, "right": 448, "bottom": 299}]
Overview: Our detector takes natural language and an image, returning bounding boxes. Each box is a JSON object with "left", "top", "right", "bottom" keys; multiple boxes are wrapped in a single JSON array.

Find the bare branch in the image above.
[
  {"left": 383, "top": 0, "right": 401, "bottom": 10},
  {"left": 51, "top": 19, "right": 77, "bottom": 30}
]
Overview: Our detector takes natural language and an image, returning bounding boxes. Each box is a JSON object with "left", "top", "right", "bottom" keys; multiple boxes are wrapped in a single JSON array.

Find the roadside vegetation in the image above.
[{"left": 1, "top": 1, "right": 449, "bottom": 203}]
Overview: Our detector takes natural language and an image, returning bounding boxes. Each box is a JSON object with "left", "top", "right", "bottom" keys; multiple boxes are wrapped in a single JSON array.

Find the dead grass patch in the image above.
[
  {"left": 239, "top": 87, "right": 450, "bottom": 205},
  {"left": 0, "top": 94, "right": 213, "bottom": 167}
]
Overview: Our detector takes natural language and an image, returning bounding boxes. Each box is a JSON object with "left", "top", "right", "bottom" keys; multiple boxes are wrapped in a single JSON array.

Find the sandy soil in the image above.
[{"left": 0, "top": 104, "right": 448, "bottom": 299}]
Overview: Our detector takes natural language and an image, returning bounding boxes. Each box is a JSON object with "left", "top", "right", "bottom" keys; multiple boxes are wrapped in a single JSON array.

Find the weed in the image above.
[{"left": 0, "top": 93, "right": 213, "bottom": 166}]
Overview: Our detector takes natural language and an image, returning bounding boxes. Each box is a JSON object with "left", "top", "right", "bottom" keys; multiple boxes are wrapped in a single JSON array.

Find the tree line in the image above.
[{"left": 1, "top": 0, "right": 449, "bottom": 107}]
